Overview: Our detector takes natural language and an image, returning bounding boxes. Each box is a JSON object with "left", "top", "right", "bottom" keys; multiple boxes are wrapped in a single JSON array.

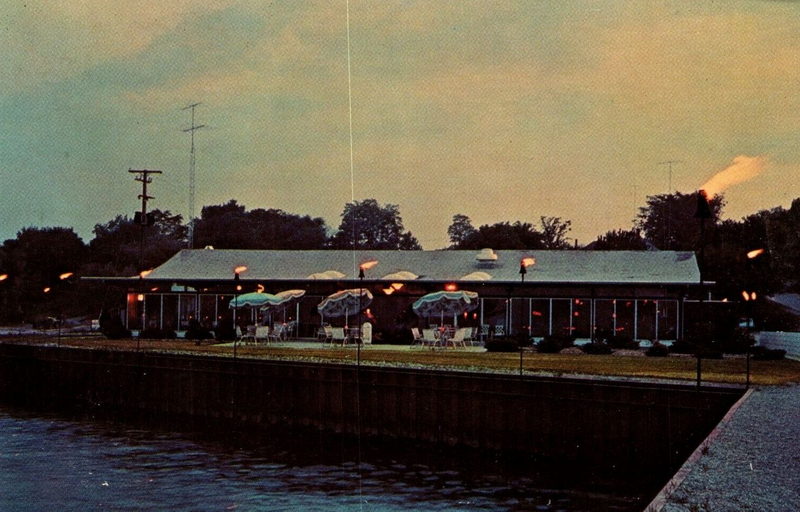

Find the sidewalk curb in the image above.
[{"left": 643, "top": 387, "right": 754, "bottom": 512}]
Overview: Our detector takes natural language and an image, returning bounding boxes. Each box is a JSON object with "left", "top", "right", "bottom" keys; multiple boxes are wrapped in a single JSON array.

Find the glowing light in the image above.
[
  {"left": 751, "top": 292, "right": 757, "bottom": 301},
  {"left": 382, "top": 287, "right": 395, "bottom": 295},
  {"left": 43, "top": 287, "right": 51, "bottom": 293},
  {"left": 150, "top": 287, "right": 159, "bottom": 292},
  {"left": 741, "top": 290, "right": 750, "bottom": 301},
  {"left": 137, "top": 294, "right": 144, "bottom": 301},
  {"left": 444, "top": 283, "right": 458, "bottom": 291},
  {"left": 0, "top": 274, "right": 7, "bottom": 281},
  {"left": 234, "top": 265, "right": 248, "bottom": 275},
  {"left": 521, "top": 257, "right": 535, "bottom": 268},
  {"left": 700, "top": 155, "right": 767, "bottom": 198},
  {"left": 359, "top": 259, "right": 378, "bottom": 270},
  {"left": 747, "top": 248, "right": 765, "bottom": 259},
  {"left": 139, "top": 269, "right": 153, "bottom": 278},
  {"left": 236, "top": 285, "right": 242, "bottom": 291},
  {"left": 256, "top": 284, "right": 265, "bottom": 293},
  {"left": 532, "top": 311, "right": 543, "bottom": 317},
  {"left": 391, "top": 283, "right": 404, "bottom": 290},
  {"left": 59, "top": 272, "right": 74, "bottom": 280}
]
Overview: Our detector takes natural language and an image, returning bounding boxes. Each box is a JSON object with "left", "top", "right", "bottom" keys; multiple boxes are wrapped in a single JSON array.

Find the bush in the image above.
[
  {"left": 485, "top": 340, "right": 522, "bottom": 352},
  {"left": 751, "top": 346, "right": 786, "bottom": 361},
  {"left": 536, "top": 335, "right": 574, "bottom": 354},
  {"left": 215, "top": 325, "right": 236, "bottom": 341},
  {"left": 101, "top": 316, "right": 130, "bottom": 339},
  {"left": 646, "top": 343, "right": 669, "bottom": 357},
  {"left": 718, "top": 328, "right": 755, "bottom": 354},
  {"left": 185, "top": 320, "right": 213, "bottom": 341},
  {"left": 138, "top": 327, "right": 176, "bottom": 339},
  {"left": 606, "top": 334, "right": 639, "bottom": 350},
  {"left": 581, "top": 342, "right": 612, "bottom": 355}
]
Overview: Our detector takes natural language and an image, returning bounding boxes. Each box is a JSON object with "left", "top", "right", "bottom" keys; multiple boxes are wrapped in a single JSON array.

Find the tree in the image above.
[
  {"left": 90, "top": 209, "right": 187, "bottom": 274},
  {"left": 589, "top": 229, "right": 648, "bottom": 250},
  {"left": 193, "top": 200, "right": 252, "bottom": 249},
  {"left": 447, "top": 214, "right": 477, "bottom": 248},
  {"left": 248, "top": 208, "right": 328, "bottom": 249},
  {"left": 328, "top": 199, "right": 421, "bottom": 250},
  {"left": 539, "top": 216, "right": 572, "bottom": 249},
  {"left": 451, "top": 221, "right": 544, "bottom": 250},
  {"left": 636, "top": 192, "right": 725, "bottom": 250}
]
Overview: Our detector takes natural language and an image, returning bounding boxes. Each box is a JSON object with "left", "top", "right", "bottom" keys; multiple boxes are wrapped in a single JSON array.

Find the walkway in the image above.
[{"left": 649, "top": 384, "right": 800, "bottom": 511}]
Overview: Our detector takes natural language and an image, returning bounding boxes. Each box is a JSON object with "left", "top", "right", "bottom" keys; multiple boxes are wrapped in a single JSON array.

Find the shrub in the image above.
[
  {"left": 718, "top": 328, "right": 755, "bottom": 354},
  {"left": 138, "top": 327, "right": 176, "bottom": 340},
  {"left": 215, "top": 325, "right": 236, "bottom": 341},
  {"left": 101, "top": 316, "right": 130, "bottom": 339},
  {"left": 646, "top": 343, "right": 669, "bottom": 357},
  {"left": 606, "top": 334, "right": 639, "bottom": 350},
  {"left": 536, "top": 335, "right": 574, "bottom": 354},
  {"left": 581, "top": 342, "right": 612, "bottom": 355},
  {"left": 751, "top": 346, "right": 786, "bottom": 361},
  {"left": 485, "top": 340, "right": 522, "bottom": 352},
  {"left": 185, "top": 320, "right": 213, "bottom": 341}
]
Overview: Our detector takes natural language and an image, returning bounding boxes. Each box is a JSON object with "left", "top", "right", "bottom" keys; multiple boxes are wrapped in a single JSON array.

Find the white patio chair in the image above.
[
  {"left": 422, "top": 328, "right": 439, "bottom": 349},
  {"left": 255, "top": 325, "right": 270, "bottom": 344},
  {"left": 331, "top": 327, "right": 346, "bottom": 346},
  {"left": 410, "top": 327, "right": 424, "bottom": 348},
  {"left": 268, "top": 324, "right": 285, "bottom": 343},
  {"left": 361, "top": 322, "right": 372, "bottom": 344},
  {"left": 449, "top": 327, "right": 468, "bottom": 349},
  {"left": 494, "top": 325, "right": 505, "bottom": 338},
  {"left": 318, "top": 324, "right": 333, "bottom": 343}
]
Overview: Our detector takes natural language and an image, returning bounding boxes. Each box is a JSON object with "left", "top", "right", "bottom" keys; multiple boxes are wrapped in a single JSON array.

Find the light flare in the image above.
[
  {"left": 700, "top": 155, "right": 767, "bottom": 197},
  {"left": 521, "top": 257, "right": 535, "bottom": 268},
  {"left": 359, "top": 259, "right": 379, "bottom": 270},
  {"left": 747, "top": 249, "right": 765, "bottom": 259}
]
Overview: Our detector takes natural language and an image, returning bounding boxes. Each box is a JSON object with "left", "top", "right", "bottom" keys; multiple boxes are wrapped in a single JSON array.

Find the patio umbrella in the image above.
[
  {"left": 228, "top": 292, "right": 282, "bottom": 309},
  {"left": 412, "top": 290, "right": 479, "bottom": 325},
  {"left": 317, "top": 288, "right": 373, "bottom": 324},
  {"left": 261, "top": 289, "right": 307, "bottom": 323}
]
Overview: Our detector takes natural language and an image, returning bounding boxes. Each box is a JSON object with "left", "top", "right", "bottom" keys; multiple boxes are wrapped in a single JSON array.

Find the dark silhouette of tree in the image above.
[
  {"left": 539, "top": 216, "right": 572, "bottom": 249},
  {"left": 589, "top": 229, "right": 648, "bottom": 250},
  {"left": 329, "top": 199, "right": 421, "bottom": 250},
  {"left": 447, "top": 214, "right": 477, "bottom": 248},
  {"left": 1, "top": 227, "right": 87, "bottom": 322},
  {"left": 193, "top": 200, "right": 328, "bottom": 250},
  {"left": 451, "top": 221, "right": 544, "bottom": 250},
  {"left": 636, "top": 192, "right": 725, "bottom": 250},
  {"left": 90, "top": 209, "right": 187, "bottom": 275}
]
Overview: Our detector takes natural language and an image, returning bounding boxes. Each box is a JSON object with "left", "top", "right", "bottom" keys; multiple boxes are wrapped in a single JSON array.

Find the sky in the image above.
[{"left": 1, "top": 0, "right": 799, "bottom": 250}]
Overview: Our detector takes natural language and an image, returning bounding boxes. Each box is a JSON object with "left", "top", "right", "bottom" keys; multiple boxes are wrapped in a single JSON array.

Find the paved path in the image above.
[{"left": 649, "top": 384, "right": 800, "bottom": 512}]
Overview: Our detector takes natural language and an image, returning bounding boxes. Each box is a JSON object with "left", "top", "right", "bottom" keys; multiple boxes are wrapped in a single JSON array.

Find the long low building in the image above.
[{"left": 111, "top": 248, "right": 704, "bottom": 342}]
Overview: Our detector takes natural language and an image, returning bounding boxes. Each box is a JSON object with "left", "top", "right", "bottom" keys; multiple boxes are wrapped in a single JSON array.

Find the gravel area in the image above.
[{"left": 658, "top": 384, "right": 800, "bottom": 512}]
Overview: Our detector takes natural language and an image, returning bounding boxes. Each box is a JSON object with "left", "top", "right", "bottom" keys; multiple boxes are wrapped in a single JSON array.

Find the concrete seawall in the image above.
[{"left": 0, "top": 343, "right": 742, "bottom": 477}]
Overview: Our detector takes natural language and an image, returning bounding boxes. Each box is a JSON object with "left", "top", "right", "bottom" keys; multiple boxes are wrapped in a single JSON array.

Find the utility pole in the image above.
[
  {"left": 182, "top": 103, "right": 205, "bottom": 249},
  {"left": 129, "top": 169, "right": 162, "bottom": 272}
]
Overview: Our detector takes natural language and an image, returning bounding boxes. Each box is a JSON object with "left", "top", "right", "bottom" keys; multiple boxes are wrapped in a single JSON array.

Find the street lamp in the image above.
[
  {"left": 357, "top": 260, "right": 378, "bottom": 359},
  {"left": 742, "top": 290, "right": 757, "bottom": 388},
  {"left": 233, "top": 265, "right": 247, "bottom": 358},
  {"left": 519, "top": 257, "right": 535, "bottom": 375}
]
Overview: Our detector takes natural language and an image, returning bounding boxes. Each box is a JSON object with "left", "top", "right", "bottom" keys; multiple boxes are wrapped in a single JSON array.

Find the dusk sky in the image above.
[{"left": 2, "top": 1, "right": 799, "bottom": 249}]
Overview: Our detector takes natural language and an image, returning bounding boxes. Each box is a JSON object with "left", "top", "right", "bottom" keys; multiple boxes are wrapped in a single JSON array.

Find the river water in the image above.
[{"left": 0, "top": 405, "right": 652, "bottom": 511}]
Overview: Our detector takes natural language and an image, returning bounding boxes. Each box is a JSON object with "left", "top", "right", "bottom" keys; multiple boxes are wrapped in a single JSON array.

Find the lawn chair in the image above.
[
  {"left": 422, "top": 328, "right": 439, "bottom": 349},
  {"left": 318, "top": 324, "right": 333, "bottom": 343},
  {"left": 449, "top": 327, "right": 468, "bottom": 348},
  {"left": 361, "top": 322, "right": 372, "bottom": 344},
  {"left": 331, "top": 327, "right": 346, "bottom": 346},
  {"left": 268, "top": 324, "right": 285, "bottom": 343},
  {"left": 255, "top": 325, "right": 270, "bottom": 344},
  {"left": 410, "top": 327, "right": 424, "bottom": 348},
  {"left": 494, "top": 325, "right": 505, "bottom": 338}
]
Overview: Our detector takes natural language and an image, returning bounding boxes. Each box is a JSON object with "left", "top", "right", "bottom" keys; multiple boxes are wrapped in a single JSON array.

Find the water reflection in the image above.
[{"left": 0, "top": 405, "right": 650, "bottom": 511}]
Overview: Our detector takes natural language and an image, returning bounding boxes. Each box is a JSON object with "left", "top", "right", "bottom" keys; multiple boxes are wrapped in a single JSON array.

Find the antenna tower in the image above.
[
  {"left": 182, "top": 103, "right": 206, "bottom": 249},
  {"left": 658, "top": 160, "right": 683, "bottom": 249}
]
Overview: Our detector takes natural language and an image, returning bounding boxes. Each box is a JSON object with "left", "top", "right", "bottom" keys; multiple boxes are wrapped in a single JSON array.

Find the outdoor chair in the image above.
[
  {"left": 361, "top": 322, "right": 372, "bottom": 344},
  {"left": 422, "top": 328, "right": 439, "bottom": 349},
  {"left": 331, "top": 327, "right": 346, "bottom": 346},
  {"left": 255, "top": 326, "right": 270, "bottom": 344},
  {"left": 318, "top": 324, "right": 333, "bottom": 343},
  {"left": 480, "top": 324, "right": 490, "bottom": 341},
  {"left": 410, "top": 327, "right": 424, "bottom": 348},
  {"left": 268, "top": 324, "right": 286, "bottom": 343},
  {"left": 494, "top": 325, "right": 505, "bottom": 338},
  {"left": 448, "top": 327, "right": 468, "bottom": 348}
]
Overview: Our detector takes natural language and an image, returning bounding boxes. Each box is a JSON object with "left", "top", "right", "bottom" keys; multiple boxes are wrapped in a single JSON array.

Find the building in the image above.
[{"left": 110, "top": 248, "right": 702, "bottom": 342}]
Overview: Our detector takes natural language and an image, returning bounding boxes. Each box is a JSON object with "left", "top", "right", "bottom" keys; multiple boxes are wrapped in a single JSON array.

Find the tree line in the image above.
[{"left": 1, "top": 193, "right": 799, "bottom": 324}]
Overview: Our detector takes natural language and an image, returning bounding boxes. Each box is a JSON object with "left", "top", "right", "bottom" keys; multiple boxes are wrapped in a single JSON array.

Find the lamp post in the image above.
[
  {"left": 742, "top": 290, "right": 756, "bottom": 388},
  {"left": 357, "top": 260, "right": 378, "bottom": 363},
  {"left": 233, "top": 265, "right": 247, "bottom": 359},
  {"left": 694, "top": 190, "right": 712, "bottom": 387},
  {"left": 519, "top": 257, "right": 535, "bottom": 376}
]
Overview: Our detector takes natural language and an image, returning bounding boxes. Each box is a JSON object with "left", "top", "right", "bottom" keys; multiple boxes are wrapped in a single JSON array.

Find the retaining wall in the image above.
[{"left": 0, "top": 343, "right": 742, "bottom": 476}]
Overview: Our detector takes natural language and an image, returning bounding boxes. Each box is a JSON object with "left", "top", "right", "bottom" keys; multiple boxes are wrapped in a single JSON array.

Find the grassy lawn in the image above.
[{"left": 8, "top": 335, "right": 800, "bottom": 386}]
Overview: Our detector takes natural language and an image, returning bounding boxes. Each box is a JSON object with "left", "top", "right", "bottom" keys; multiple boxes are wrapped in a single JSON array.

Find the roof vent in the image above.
[{"left": 475, "top": 248, "right": 498, "bottom": 262}]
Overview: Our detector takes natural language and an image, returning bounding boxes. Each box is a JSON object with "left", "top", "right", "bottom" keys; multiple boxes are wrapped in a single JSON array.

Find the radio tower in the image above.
[{"left": 182, "top": 103, "right": 205, "bottom": 248}]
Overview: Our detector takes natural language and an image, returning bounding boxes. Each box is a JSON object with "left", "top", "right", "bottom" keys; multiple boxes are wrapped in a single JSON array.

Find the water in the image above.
[{"left": 0, "top": 405, "right": 649, "bottom": 511}]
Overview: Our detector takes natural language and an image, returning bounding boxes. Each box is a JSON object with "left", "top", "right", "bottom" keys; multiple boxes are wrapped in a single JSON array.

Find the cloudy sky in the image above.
[{"left": 2, "top": 0, "right": 799, "bottom": 249}]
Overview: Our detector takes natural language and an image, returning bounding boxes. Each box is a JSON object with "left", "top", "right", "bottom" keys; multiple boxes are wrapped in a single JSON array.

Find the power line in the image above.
[
  {"left": 128, "top": 168, "right": 162, "bottom": 272},
  {"left": 182, "top": 103, "right": 206, "bottom": 249}
]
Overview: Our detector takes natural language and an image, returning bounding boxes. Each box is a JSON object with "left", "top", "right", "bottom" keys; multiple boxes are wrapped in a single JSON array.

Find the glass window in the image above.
[
  {"left": 530, "top": 299, "right": 550, "bottom": 338},
  {"left": 616, "top": 300, "right": 635, "bottom": 339},
  {"left": 637, "top": 300, "right": 657, "bottom": 341},
  {"left": 594, "top": 300, "right": 615, "bottom": 340},
  {"left": 572, "top": 299, "right": 591, "bottom": 338},
  {"left": 657, "top": 300, "right": 679, "bottom": 340},
  {"left": 551, "top": 299, "right": 572, "bottom": 337}
]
